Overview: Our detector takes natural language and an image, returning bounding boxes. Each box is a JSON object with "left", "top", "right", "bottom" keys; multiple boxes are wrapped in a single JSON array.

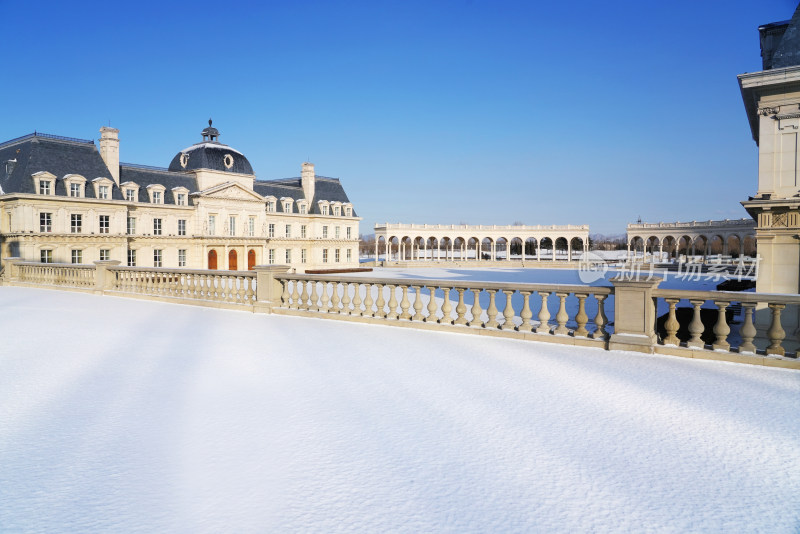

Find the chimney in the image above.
[
  {"left": 301, "top": 162, "right": 315, "bottom": 203},
  {"left": 99, "top": 126, "right": 120, "bottom": 185}
]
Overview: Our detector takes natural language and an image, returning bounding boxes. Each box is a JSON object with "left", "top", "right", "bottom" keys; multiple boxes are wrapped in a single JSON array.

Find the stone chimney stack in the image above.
[
  {"left": 99, "top": 126, "right": 120, "bottom": 185},
  {"left": 301, "top": 162, "right": 315, "bottom": 203}
]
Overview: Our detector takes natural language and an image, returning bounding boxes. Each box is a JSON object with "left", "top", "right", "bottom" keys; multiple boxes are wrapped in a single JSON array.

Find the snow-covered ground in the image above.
[{"left": 1, "top": 287, "right": 798, "bottom": 533}]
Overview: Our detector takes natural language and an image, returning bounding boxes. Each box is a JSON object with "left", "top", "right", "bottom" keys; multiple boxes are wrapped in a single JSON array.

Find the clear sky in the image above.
[{"left": 2, "top": 0, "right": 797, "bottom": 235}]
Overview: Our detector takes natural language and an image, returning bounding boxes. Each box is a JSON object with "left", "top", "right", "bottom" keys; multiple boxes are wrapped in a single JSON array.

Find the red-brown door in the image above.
[
  {"left": 208, "top": 250, "right": 217, "bottom": 270},
  {"left": 229, "top": 250, "right": 238, "bottom": 270},
  {"left": 248, "top": 249, "right": 256, "bottom": 270}
]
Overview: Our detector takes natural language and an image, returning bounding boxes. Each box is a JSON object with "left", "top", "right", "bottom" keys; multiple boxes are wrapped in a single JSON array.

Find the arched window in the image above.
[
  {"left": 228, "top": 250, "right": 238, "bottom": 270},
  {"left": 248, "top": 249, "right": 256, "bottom": 270},
  {"left": 208, "top": 250, "right": 217, "bottom": 270}
]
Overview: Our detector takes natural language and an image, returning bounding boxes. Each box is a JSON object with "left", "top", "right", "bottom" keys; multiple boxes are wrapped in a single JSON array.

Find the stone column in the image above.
[
  {"left": 567, "top": 240, "right": 572, "bottom": 262},
  {"left": 254, "top": 265, "right": 291, "bottom": 313},
  {"left": 608, "top": 277, "right": 663, "bottom": 353}
]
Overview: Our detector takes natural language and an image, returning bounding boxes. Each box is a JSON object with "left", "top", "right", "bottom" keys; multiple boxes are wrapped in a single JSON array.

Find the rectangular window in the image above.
[
  {"left": 322, "top": 205, "right": 329, "bottom": 215},
  {"left": 153, "top": 249, "right": 162, "bottom": 267},
  {"left": 70, "top": 214, "right": 82, "bottom": 233},
  {"left": 39, "top": 181, "right": 51, "bottom": 195},
  {"left": 71, "top": 249, "right": 82, "bottom": 264},
  {"left": 346, "top": 227, "right": 352, "bottom": 239},
  {"left": 301, "top": 224, "right": 307, "bottom": 238},
  {"left": 229, "top": 216, "right": 236, "bottom": 236},
  {"left": 268, "top": 223, "right": 275, "bottom": 238},
  {"left": 208, "top": 215, "right": 216, "bottom": 235},
  {"left": 178, "top": 249, "right": 186, "bottom": 267},
  {"left": 346, "top": 207, "right": 352, "bottom": 216},
  {"left": 323, "top": 249, "right": 328, "bottom": 263},
  {"left": 268, "top": 249, "right": 275, "bottom": 264},
  {"left": 126, "top": 189, "right": 136, "bottom": 202},
  {"left": 178, "top": 219, "right": 186, "bottom": 236},
  {"left": 267, "top": 201, "right": 275, "bottom": 212},
  {"left": 285, "top": 249, "right": 291, "bottom": 263},
  {"left": 177, "top": 193, "right": 186, "bottom": 206},
  {"left": 40, "top": 249, "right": 52, "bottom": 263},
  {"left": 248, "top": 217, "right": 255, "bottom": 237},
  {"left": 99, "top": 215, "right": 109, "bottom": 234},
  {"left": 335, "top": 249, "right": 340, "bottom": 263},
  {"left": 299, "top": 204, "right": 307, "bottom": 214},
  {"left": 153, "top": 218, "right": 162, "bottom": 236},
  {"left": 301, "top": 249, "right": 307, "bottom": 264},
  {"left": 127, "top": 216, "right": 136, "bottom": 235},
  {"left": 285, "top": 224, "right": 291, "bottom": 238},
  {"left": 99, "top": 249, "right": 110, "bottom": 261},
  {"left": 98, "top": 185, "right": 109, "bottom": 199},
  {"left": 283, "top": 202, "right": 292, "bottom": 213},
  {"left": 347, "top": 249, "right": 352, "bottom": 262},
  {"left": 153, "top": 191, "right": 162, "bottom": 204},
  {"left": 70, "top": 183, "right": 81, "bottom": 197},
  {"left": 127, "top": 249, "right": 136, "bottom": 267},
  {"left": 39, "top": 212, "right": 52, "bottom": 233},
  {"left": 322, "top": 226, "right": 328, "bottom": 239},
  {"left": 335, "top": 226, "right": 340, "bottom": 239}
]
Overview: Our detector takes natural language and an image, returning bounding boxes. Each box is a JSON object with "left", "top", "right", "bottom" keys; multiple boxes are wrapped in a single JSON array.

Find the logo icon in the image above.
[{"left": 578, "top": 251, "right": 609, "bottom": 284}]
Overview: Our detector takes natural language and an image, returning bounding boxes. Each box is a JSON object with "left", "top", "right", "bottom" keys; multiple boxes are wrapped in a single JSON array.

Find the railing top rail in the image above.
[
  {"left": 627, "top": 219, "right": 755, "bottom": 230},
  {"left": 277, "top": 273, "right": 613, "bottom": 295},
  {"left": 653, "top": 288, "right": 800, "bottom": 305},
  {"left": 108, "top": 266, "right": 256, "bottom": 277},
  {"left": 375, "top": 223, "right": 590, "bottom": 232},
  {"left": 17, "top": 261, "right": 95, "bottom": 269}
]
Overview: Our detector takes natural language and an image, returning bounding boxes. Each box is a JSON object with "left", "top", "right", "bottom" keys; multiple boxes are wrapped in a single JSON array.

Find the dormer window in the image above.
[
  {"left": 33, "top": 171, "right": 56, "bottom": 196},
  {"left": 318, "top": 200, "right": 330, "bottom": 216},
  {"left": 121, "top": 181, "right": 140, "bottom": 203},
  {"left": 64, "top": 174, "right": 87, "bottom": 198},
  {"left": 265, "top": 196, "right": 277, "bottom": 213},
  {"left": 172, "top": 187, "right": 189, "bottom": 206},
  {"left": 281, "top": 197, "right": 294, "bottom": 213},
  {"left": 147, "top": 184, "right": 166, "bottom": 204},
  {"left": 333, "top": 205, "right": 341, "bottom": 216},
  {"left": 344, "top": 205, "right": 353, "bottom": 217},
  {"left": 297, "top": 201, "right": 308, "bottom": 215},
  {"left": 92, "top": 177, "right": 114, "bottom": 200}
]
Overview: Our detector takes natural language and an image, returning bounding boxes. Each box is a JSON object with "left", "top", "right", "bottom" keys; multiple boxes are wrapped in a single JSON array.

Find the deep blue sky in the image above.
[{"left": 2, "top": 0, "right": 797, "bottom": 235}]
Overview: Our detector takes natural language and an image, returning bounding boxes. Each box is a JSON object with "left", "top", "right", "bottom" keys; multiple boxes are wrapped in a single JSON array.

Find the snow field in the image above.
[{"left": 0, "top": 286, "right": 798, "bottom": 533}]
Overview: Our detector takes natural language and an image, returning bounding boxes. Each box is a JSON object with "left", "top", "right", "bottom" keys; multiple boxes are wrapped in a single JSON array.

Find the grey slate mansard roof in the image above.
[
  {"left": 760, "top": 3, "right": 800, "bottom": 70},
  {"left": 0, "top": 132, "right": 357, "bottom": 215}
]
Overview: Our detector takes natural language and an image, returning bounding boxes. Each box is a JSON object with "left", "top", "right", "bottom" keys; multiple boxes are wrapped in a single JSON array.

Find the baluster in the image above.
[
  {"left": 320, "top": 281, "right": 331, "bottom": 312},
  {"left": 485, "top": 290, "right": 499, "bottom": 329},
  {"left": 387, "top": 285, "right": 399, "bottom": 319},
  {"left": 687, "top": 299, "right": 705, "bottom": 349},
  {"left": 399, "top": 285, "right": 411, "bottom": 319},
  {"left": 331, "top": 282, "right": 341, "bottom": 313},
  {"left": 309, "top": 280, "right": 320, "bottom": 311},
  {"left": 554, "top": 292, "right": 569, "bottom": 335},
  {"left": 469, "top": 288, "right": 483, "bottom": 327},
  {"left": 341, "top": 282, "right": 352, "bottom": 314},
  {"left": 535, "top": 292, "right": 551, "bottom": 334},
  {"left": 712, "top": 301, "right": 731, "bottom": 351},
  {"left": 426, "top": 286, "right": 438, "bottom": 322},
  {"left": 299, "top": 280, "right": 310, "bottom": 309},
  {"left": 352, "top": 283, "right": 363, "bottom": 315},
  {"left": 519, "top": 291, "right": 532, "bottom": 332},
  {"left": 245, "top": 276, "right": 255, "bottom": 303},
  {"left": 228, "top": 276, "right": 238, "bottom": 303},
  {"left": 280, "top": 278, "right": 290, "bottom": 307},
  {"left": 739, "top": 303, "right": 757, "bottom": 354},
  {"left": 440, "top": 287, "right": 452, "bottom": 324},
  {"left": 500, "top": 290, "right": 515, "bottom": 331},
  {"left": 454, "top": 288, "right": 468, "bottom": 325},
  {"left": 766, "top": 303, "right": 786, "bottom": 356},
  {"left": 412, "top": 285, "right": 424, "bottom": 321},
  {"left": 237, "top": 276, "right": 247, "bottom": 303},
  {"left": 363, "top": 283, "right": 373, "bottom": 316},
  {"left": 375, "top": 284, "right": 386, "bottom": 318},
  {"left": 663, "top": 298, "right": 680, "bottom": 346},
  {"left": 574, "top": 293, "right": 589, "bottom": 337}
]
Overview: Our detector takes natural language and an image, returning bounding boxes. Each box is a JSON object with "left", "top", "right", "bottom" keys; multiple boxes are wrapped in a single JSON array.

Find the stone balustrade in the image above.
[{"left": 1, "top": 258, "right": 798, "bottom": 368}]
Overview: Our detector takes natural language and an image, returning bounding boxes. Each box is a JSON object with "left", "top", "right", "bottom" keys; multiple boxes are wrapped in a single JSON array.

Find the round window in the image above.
[
  {"left": 223, "top": 154, "right": 234, "bottom": 169},
  {"left": 180, "top": 153, "right": 189, "bottom": 168}
]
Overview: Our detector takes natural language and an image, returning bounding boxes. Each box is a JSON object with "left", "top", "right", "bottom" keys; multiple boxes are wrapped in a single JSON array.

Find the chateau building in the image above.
[{"left": 0, "top": 122, "right": 360, "bottom": 271}]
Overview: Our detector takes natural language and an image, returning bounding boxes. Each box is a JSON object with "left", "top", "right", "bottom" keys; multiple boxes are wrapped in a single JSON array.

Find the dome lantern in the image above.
[{"left": 201, "top": 119, "right": 220, "bottom": 142}]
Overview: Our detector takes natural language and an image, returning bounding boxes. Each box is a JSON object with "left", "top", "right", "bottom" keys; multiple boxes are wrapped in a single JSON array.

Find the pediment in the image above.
[{"left": 194, "top": 181, "right": 264, "bottom": 202}]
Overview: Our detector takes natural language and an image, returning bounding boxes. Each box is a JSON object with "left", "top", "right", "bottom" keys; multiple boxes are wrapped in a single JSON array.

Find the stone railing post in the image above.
[
  {"left": 609, "top": 276, "right": 663, "bottom": 353},
  {"left": 1, "top": 258, "right": 22, "bottom": 283},
  {"left": 253, "top": 265, "right": 291, "bottom": 313},
  {"left": 93, "top": 260, "right": 122, "bottom": 294}
]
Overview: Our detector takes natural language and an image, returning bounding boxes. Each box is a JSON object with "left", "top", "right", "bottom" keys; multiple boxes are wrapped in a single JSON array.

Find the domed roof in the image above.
[{"left": 167, "top": 120, "right": 254, "bottom": 175}]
